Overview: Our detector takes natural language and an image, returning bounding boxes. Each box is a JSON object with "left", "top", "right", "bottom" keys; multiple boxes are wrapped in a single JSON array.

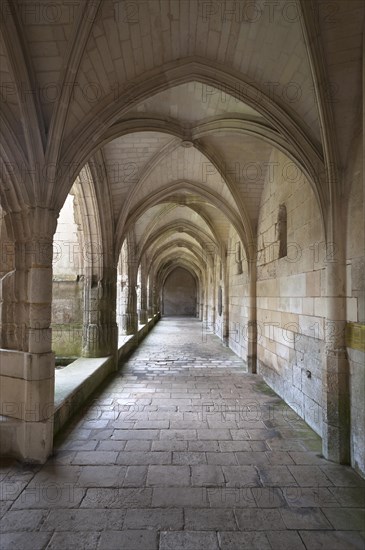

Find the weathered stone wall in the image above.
[
  {"left": 52, "top": 282, "right": 83, "bottom": 325},
  {"left": 163, "top": 267, "right": 197, "bottom": 316},
  {"left": 226, "top": 228, "right": 249, "bottom": 361},
  {"left": 346, "top": 135, "right": 365, "bottom": 476},
  {"left": 256, "top": 149, "right": 326, "bottom": 435},
  {"left": 51, "top": 281, "right": 83, "bottom": 357}
]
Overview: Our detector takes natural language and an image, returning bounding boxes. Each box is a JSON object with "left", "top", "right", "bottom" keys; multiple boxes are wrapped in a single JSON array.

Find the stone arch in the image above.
[
  {"left": 119, "top": 182, "right": 249, "bottom": 262},
  {"left": 137, "top": 219, "right": 217, "bottom": 269},
  {"left": 149, "top": 240, "right": 208, "bottom": 278},
  {"left": 51, "top": 162, "right": 109, "bottom": 360},
  {"left": 55, "top": 61, "right": 327, "bottom": 231}
]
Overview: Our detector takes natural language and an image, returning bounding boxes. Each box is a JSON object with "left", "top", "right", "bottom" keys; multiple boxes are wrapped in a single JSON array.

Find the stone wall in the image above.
[
  {"left": 52, "top": 282, "right": 84, "bottom": 325},
  {"left": 256, "top": 149, "right": 326, "bottom": 435},
  {"left": 163, "top": 267, "right": 197, "bottom": 316},
  {"left": 52, "top": 281, "right": 84, "bottom": 358}
]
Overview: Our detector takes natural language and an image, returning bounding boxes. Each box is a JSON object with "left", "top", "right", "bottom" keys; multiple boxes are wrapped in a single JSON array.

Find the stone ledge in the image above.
[
  {"left": 54, "top": 355, "right": 114, "bottom": 436},
  {"left": 0, "top": 415, "right": 53, "bottom": 463},
  {"left": 54, "top": 314, "right": 160, "bottom": 437},
  {"left": 0, "top": 350, "right": 54, "bottom": 380}
]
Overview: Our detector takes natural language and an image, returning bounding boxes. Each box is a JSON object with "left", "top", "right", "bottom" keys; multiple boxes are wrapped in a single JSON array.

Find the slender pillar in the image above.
[
  {"left": 210, "top": 269, "right": 216, "bottom": 330},
  {"left": 322, "top": 206, "right": 350, "bottom": 463},
  {"left": 204, "top": 303, "right": 209, "bottom": 323},
  {"left": 247, "top": 263, "right": 257, "bottom": 373},
  {"left": 222, "top": 259, "right": 229, "bottom": 346},
  {"left": 152, "top": 283, "right": 159, "bottom": 315},
  {"left": 121, "top": 284, "right": 138, "bottom": 335},
  {"left": 138, "top": 263, "right": 148, "bottom": 325},
  {"left": 147, "top": 276, "right": 154, "bottom": 318}
]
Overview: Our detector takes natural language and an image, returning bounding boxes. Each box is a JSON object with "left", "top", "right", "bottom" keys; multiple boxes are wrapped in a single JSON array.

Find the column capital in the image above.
[{"left": 7, "top": 206, "right": 58, "bottom": 244}]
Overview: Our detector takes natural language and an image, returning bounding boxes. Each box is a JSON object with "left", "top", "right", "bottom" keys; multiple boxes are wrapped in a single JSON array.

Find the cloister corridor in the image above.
[
  {"left": 0, "top": 318, "right": 364, "bottom": 550},
  {"left": 0, "top": 0, "right": 364, "bottom": 547}
]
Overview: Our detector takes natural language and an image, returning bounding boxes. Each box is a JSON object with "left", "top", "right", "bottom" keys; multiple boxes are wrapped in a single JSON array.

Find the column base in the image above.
[
  {"left": 82, "top": 323, "right": 118, "bottom": 357},
  {"left": 247, "top": 354, "right": 257, "bottom": 374},
  {"left": 121, "top": 314, "right": 138, "bottom": 335},
  {"left": 138, "top": 310, "right": 148, "bottom": 325},
  {"left": 0, "top": 416, "right": 53, "bottom": 464},
  {"left": 322, "top": 422, "right": 350, "bottom": 464},
  {"left": 322, "top": 349, "right": 350, "bottom": 464}
]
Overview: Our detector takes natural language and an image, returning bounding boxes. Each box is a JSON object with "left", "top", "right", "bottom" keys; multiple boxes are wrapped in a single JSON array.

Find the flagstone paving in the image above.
[{"left": 1, "top": 318, "right": 364, "bottom": 549}]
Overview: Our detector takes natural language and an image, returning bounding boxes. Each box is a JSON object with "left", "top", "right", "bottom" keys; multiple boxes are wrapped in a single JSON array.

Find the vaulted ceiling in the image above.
[{"left": 0, "top": 0, "right": 363, "bottom": 281}]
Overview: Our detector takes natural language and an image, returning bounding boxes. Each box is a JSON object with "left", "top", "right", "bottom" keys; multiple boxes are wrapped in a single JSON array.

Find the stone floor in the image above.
[{"left": 1, "top": 318, "right": 364, "bottom": 549}]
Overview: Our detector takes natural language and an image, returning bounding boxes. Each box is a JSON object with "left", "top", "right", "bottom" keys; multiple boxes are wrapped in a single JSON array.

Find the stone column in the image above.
[
  {"left": 121, "top": 284, "right": 138, "bottom": 335},
  {"left": 222, "top": 260, "right": 229, "bottom": 346},
  {"left": 116, "top": 275, "right": 125, "bottom": 337},
  {"left": 152, "top": 283, "right": 159, "bottom": 315},
  {"left": 204, "top": 303, "right": 209, "bottom": 323},
  {"left": 203, "top": 297, "right": 209, "bottom": 325},
  {"left": 138, "top": 263, "right": 148, "bottom": 325},
  {"left": 247, "top": 263, "right": 257, "bottom": 373},
  {"left": 210, "top": 270, "right": 216, "bottom": 330},
  {"left": 322, "top": 208, "right": 350, "bottom": 463},
  {"left": 82, "top": 267, "right": 118, "bottom": 358},
  {"left": 0, "top": 208, "right": 56, "bottom": 463},
  {"left": 222, "top": 309, "right": 229, "bottom": 345},
  {"left": 199, "top": 291, "right": 204, "bottom": 320},
  {"left": 147, "top": 276, "right": 154, "bottom": 318}
]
